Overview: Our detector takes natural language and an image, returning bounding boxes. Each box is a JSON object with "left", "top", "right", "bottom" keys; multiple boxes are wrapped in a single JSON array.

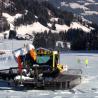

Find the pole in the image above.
[
  {"left": 0, "top": 0, "right": 3, "bottom": 17},
  {"left": 53, "top": 52, "right": 55, "bottom": 70}
]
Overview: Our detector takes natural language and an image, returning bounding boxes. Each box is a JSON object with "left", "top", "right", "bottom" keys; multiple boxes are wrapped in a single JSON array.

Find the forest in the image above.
[{"left": 33, "top": 26, "right": 98, "bottom": 50}]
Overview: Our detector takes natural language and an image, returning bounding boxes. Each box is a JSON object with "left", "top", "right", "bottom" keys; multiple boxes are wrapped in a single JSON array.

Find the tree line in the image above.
[
  {"left": 8, "top": 22, "right": 98, "bottom": 50},
  {"left": 33, "top": 26, "right": 98, "bottom": 50}
]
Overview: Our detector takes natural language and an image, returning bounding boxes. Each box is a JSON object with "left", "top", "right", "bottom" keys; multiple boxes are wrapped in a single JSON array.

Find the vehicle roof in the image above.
[{"left": 36, "top": 48, "right": 58, "bottom": 55}]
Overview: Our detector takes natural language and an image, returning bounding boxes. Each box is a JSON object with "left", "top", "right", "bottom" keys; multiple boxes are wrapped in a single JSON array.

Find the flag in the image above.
[
  {"left": 85, "top": 58, "right": 88, "bottom": 66},
  {"left": 13, "top": 44, "right": 36, "bottom": 73}
]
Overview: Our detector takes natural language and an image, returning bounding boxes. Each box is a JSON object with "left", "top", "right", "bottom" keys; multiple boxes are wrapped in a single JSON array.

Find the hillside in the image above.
[
  {"left": 45, "top": 0, "right": 98, "bottom": 25},
  {"left": 0, "top": 0, "right": 95, "bottom": 35},
  {"left": 0, "top": 0, "right": 98, "bottom": 50}
]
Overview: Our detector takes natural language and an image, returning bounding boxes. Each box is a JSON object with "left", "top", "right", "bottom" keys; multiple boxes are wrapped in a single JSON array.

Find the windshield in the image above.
[{"left": 36, "top": 55, "right": 51, "bottom": 64}]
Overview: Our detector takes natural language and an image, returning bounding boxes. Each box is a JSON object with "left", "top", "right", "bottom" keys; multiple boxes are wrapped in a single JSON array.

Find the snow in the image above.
[
  {"left": 47, "top": 23, "right": 52, "bottom": 28},
  {"left": 15, "top": 75, "right": 33, "bottom": 80},
  {"left": 55, "top": 24, "right": 69, "bottom": 32},
  {"left": 0, "top": 33, "right": 4, "bottom": 39},
  {"left": 3, "top": 13, "right": 14, "bottom": 23},
  {"left": 2, "top": 13, "right": 22, "bottom": 24},
  {"left": 3, "top": 2, "right": 11, "bottom": 8},
  {"left": 16, "top": 21, "right": 91, "bottom": 35},
  {"left": 69, "top": 3, "right": 89, "bottom": 10},
  {"left": 1, "top": 12, "right": 92, "bottom": 37},
  {"left": 35, "top": 15, "right": 38, "bottom": 19},
  {"left": 61, "top": 2, "right": 69, "bottom": 7},
  {"left": 0, "top": 40, "right": 32, "bottom": 51},
  {"left": 0, "top": 40, "right": 32, "bottom": 69},
  {"left": 0, "top": 30, "right": 9, "bottom": 39},
  {"left": 86, "top": 0, "right": 95, "bottom": 3},
  {"left": 2, "top": 13, "right": 22, "bottom": 30},
  {"left": 82, "top": 11, "right": 98, "bottom": 15},
  {"left": 50, "top": 18, "right": 59, "bottom": 22},
  {"left": 70, "top": 22, "right": 91, "bottom": 32},
  {"left": 15, "top": 14, "right": 22, "bottom": 19},
  {"left": 0, "top": 40, "right": 98, "bottom": 97},
  {"left": 55, "top": 22, "right": 91, "bottom": 32},
  {"left": 16, "top": 22, "right": 49, "bottom": 35},
  {"left": 81, "top": 16, "right": 92, "bottom": 24},
  {"left": 84, "top": 3, "right": 91, "bottom": 6}
]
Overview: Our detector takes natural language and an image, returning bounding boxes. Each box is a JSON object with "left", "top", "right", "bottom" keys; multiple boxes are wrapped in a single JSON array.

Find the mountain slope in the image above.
[
  {"left": 0, "top": 0, "right": 95, "bottom": 38},
  {"left": 46, "top": 0, "right": 98, "bottom": 25},
  {"left": 0, "top": 0, "right": 98, "bottom": 50}
]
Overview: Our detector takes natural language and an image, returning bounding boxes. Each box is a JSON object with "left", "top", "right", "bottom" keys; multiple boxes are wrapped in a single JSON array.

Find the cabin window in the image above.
[{"left": 36, "top": 56, "right": 50, "bottom": 64}]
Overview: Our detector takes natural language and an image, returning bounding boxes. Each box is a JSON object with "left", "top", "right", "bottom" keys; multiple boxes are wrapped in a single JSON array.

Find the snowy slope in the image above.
[
  {"left": 16, "top": 21, "right": 92, "bottom": 35},
  {"left": 70, "top": 22, "right": 92, "bottom": 32},
  {"left": 16, "top": 22, "right": 49, "bottom": 35},
  {"left": 1, "top": 12, "right": 92, "bottom": 37},
  {"left": 1, "top": 0, "right": 96, "bottom": 38},
  {"left": 47, "top": 0, "right": 98, "bottom": 24}
]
